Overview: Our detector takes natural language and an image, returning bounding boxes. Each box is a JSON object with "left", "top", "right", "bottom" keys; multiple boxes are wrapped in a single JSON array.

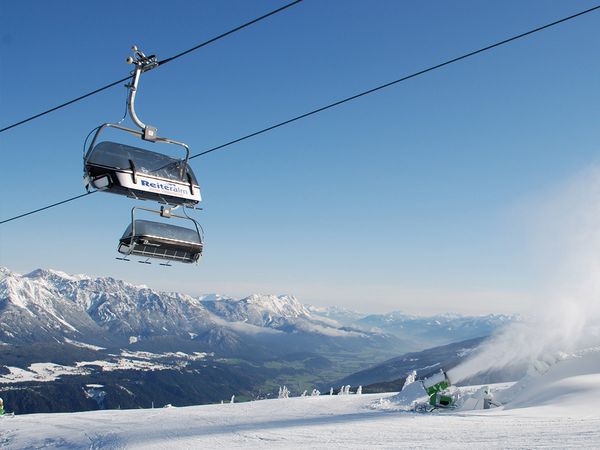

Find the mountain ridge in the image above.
[
  {"left": 0, "top": 267, "right": 394, "bottom": 353},
  {"left": 0, "top": 266, "right": 514, "bottom": 351}
]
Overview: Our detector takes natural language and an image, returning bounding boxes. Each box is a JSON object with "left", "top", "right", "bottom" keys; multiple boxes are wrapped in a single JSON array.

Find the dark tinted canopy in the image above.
[
  {"left": 87, "top": 141, "right": 198, "bottom": 185},
  {"left": 121, "top": 220, "right": 202, "bottom": 245}
]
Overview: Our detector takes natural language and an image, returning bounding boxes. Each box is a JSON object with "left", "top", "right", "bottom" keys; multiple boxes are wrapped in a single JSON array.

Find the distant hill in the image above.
[
  {"left": 348, "top": 310, "right": 514, "bottom": 349},
  {"left": 334, "top": 336, "right": 528, "bottom": 392}
]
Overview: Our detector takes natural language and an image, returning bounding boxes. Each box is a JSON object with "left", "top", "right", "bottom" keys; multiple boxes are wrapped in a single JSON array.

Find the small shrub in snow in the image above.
[
  {"left": 338, "top": 385, "right": 352, "bottom": 395},
  {"left": 311, "top": 389, "right": 320, "bottom": 396},
  {"left": 301, "top": 390, "right": 307, "bottom": 397},
  {"left": 329, "top": 387, "right": 333, "bottom": 395},
  {"left": 278, "top": 386, "right": 290, "bottom": 399},
  {"left": 230, "top": 395, "right": 235, "bottom": 404},
  {"left": 356, "top": 386, "right": 362, "bottom": 395}
]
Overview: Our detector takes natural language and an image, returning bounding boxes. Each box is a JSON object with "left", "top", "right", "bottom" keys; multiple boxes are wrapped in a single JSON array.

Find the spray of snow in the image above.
[
  {"left": 376, "top": 372, "right": 428, "bottom": 411},
  {"left": 449, "top": 165, "right": 600, "bottom": 383},
  {"left": 402, "top": 370, "right": 417, "bottom": 390}
]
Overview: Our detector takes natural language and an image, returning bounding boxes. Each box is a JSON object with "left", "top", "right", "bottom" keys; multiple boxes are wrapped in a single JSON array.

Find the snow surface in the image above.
[
  {"left": 75, "top": 359, "right": 171, "bottom": 372},
  {"left": 0, "top": 363, "right": 90, "bottom": 384},
  {"left": 63, "top": 338, "right": 105, "bottom": 351},
  {"left": 119, "top": 350, "right": 210, "bottom": 361},
  {"left": 0, "top": 350, "right": 212, "bottom": 384},
  {"left": 2, "top": 349, "right": 600, "bottom": 449}
]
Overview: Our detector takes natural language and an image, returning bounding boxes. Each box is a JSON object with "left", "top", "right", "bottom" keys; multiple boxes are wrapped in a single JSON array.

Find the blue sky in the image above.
[{"left": 1, "top": 0, "right": 600, "bottom": 314}]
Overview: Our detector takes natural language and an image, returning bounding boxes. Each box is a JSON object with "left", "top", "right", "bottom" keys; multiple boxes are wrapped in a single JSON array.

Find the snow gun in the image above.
[{"left": 421, "top": 370, "right": 454, "bottom": 408}]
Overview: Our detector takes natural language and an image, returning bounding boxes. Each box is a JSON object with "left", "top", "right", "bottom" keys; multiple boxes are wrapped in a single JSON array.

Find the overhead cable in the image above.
[
  {"left": 1, "top": 4, "right": 599, "bottom": 225},
  {"left": 0, "top": 0, "right": 303, "bottom": 134},
  {"left": 0, "top": 192, "right": 95, "bottom": 225}
]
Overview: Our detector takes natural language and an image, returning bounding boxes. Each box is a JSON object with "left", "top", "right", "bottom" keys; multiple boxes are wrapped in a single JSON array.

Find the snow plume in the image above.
[
  {"left": 449, "top": 165, "right": 600, "bottom": 383},
  {"left": 402, "top": 370, "right": 417, "bottom": 390}
]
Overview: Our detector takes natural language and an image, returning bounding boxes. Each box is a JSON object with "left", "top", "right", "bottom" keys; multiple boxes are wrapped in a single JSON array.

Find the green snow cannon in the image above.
[{"left": 422, "top": 370, "right": 454, "bottom": 408}]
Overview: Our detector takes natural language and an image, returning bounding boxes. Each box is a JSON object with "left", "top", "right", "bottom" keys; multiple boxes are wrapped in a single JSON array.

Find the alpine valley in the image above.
[{"left": 0, "top": 267, "right": 513, "bottom": 414}]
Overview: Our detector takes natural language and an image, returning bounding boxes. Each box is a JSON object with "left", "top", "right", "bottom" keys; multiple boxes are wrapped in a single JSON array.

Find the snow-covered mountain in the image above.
[
  {"left": 306, "top": 304, "right": 368, "bottom": 327},
  {"left": 203, "top": 294, "right": 312, "bottom": 328},
  {"left": 0, "top": 267, "right": 513, "bottom": 351},
  {"left": 0, "top": 268, "right": 214, "bottom": 346},
  {"left": 309, "top": 307, "right": 515, "bottom": 348},
  {"left": 0, "top": 267, "right": 390, "bottom": 351}
]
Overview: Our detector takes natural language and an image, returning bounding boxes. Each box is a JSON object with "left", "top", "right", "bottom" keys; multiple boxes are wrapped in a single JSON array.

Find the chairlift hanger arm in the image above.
[
  {"left": 126, "top": 46, "right": 159, "bottom": 140},
  {"left": 127, "top": 64, "right": 147, "bottom": 132}
]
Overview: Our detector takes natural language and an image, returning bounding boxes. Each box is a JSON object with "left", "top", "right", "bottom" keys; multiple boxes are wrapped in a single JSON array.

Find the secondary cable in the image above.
[{"left": 189, "top": 3, "right": 600, "bottom": 160}]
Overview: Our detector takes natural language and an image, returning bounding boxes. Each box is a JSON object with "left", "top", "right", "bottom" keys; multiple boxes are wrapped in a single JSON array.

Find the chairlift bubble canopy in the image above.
[
  {"left": 84, "top": 125, "right": 201, "bottom": 207},
  {"left": 118, "top": 219, "right": 203, "bottom": 264}
]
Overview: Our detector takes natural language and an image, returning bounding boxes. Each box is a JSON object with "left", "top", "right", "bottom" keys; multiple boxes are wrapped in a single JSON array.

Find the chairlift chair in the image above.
[
  {"left": 117, "top": 207, "right": 204, "bottom": 264},
  {"left": 83, "top": 46, "right": 201, "bottom": 207}
]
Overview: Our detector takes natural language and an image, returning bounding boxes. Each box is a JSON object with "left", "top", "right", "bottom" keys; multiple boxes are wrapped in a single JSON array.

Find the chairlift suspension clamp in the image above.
[{"left": 126, "top": 45, "right": 158, "bottom": 72}]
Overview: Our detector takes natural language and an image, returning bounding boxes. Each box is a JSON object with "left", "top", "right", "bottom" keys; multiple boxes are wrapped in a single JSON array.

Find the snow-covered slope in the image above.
[
  {"left": 496, "top": 347, "right": 600, "bottom": 416},
  {"left": 2, "top": 349, "right": 599, "bottom": 449}
]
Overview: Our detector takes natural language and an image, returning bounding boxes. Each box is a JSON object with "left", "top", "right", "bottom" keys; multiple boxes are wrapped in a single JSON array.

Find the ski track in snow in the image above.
[{"left": 1, "top": 393, "right": 599, "bottom": 449}]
